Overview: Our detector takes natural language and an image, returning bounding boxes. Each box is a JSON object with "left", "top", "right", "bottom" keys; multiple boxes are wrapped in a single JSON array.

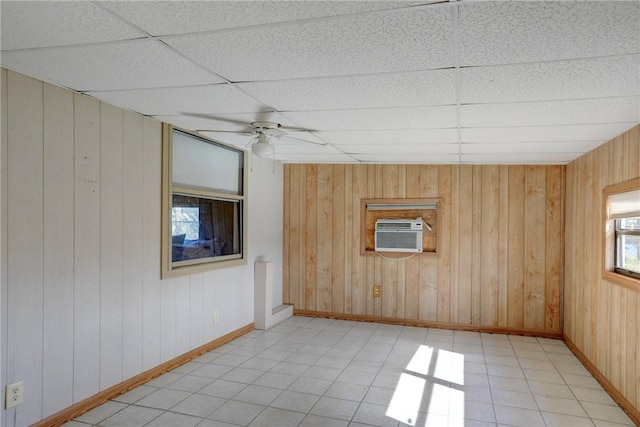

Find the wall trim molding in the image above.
[
  {"left": 32, "top": 323, "right": 254, "bottom": 427},
  {"left": 563, "top": 335, "right": 640, "bottom": 426},
  {"left": 294, "top": 310, "right": 563, "bottom": 339}
]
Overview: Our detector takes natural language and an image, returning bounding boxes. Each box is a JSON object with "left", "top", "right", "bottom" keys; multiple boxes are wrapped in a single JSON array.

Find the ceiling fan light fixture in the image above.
[{"left": 252, "top": 133, "right": 275, "bottom": 158}]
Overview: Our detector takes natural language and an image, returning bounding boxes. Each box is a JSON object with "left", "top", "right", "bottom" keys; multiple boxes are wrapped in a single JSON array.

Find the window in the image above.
[
  {"left": 603, "top": 178, "right": 640, "bottom": 289},
  {"left": 615, "top": 217, "right": 640, "bottom": 279},
  {"left": 162, "top": 125, "right": 247, "bottom": 278}
]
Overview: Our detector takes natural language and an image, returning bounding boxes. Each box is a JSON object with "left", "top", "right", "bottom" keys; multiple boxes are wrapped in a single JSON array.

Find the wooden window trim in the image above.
[
  {"left": 360, "top": 197, "right": 441, "bottom": 257},
  {"left": 602, "top": 177, "right": 640, "bottom": 292}
]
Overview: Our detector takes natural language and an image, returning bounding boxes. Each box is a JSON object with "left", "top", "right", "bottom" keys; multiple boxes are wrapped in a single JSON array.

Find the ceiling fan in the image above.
[{"left": 184, "top": 114, "right": 327, "bottom": 159}]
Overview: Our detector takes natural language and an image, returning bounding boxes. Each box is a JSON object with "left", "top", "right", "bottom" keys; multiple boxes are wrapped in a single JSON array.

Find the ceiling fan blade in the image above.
[
  {"left": 279, "top": 124, "right": 317, "bottom": 133},
  {"left": 181, "top": 112, "right": 252, "bottom": 127},
  {"left": 278, "top": 135, "right": 327, "bottom": 147}
]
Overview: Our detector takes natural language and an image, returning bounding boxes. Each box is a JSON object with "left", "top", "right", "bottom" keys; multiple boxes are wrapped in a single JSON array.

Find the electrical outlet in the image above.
[
  {"left": 5, "top": 380, "right": 23, "bottom": 409},
  {"left": 213, "top": 307, "right": 220, "bottom": 324},
  {"left": 373, "top": 285, "right": 381, "bottom": 297}
]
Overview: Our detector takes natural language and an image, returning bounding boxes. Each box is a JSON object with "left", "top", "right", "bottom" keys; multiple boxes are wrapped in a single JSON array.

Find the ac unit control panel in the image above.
[{"left": 375, "top": 218, "right": 423, "bottom": 231}]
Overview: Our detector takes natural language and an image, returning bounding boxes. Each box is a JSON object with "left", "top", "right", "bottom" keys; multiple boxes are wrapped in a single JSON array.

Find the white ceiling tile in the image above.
[
  {"left": 460, "top": 141, "right": 602, "bottom": 155},
  {"left": 461, "top": 97, "right": 640, "bottom": 128},
  {"left": 352, "top": 154, "right": 460, "bottom": 164},
  {"left": 461, "top": 153, "right": 577, "bottom": 165},
  {"left": 461, "top": 123, "right": 638, "bottom": 144},
  {"left": 459, "top": 2, "right": 640, "bottom": 66},
  {"left": 316, "top": 129, "right": 459, "bottom": 145},
  {"left": 87, "top": 85, "right": 268, "bottom": 116},
  {"left": 277, "top": 154, "right": 357, "bottom": 163},
  {"left": 0, "top": 1, "right": 145, "bottom": 50},
  {"left": 284, "top": 106, "right": 458, "bottom": 131},
  {"left": 269, "top": 143, "right": 341, "bottom": 155},
  {"left": 1, "top": 40, "right": 222, "bottom": 91},
  {"left": 100, "top": 1, "right": 429, "bottom": 36},
  {"left": 340, "top": 144, "right": 459, "bottom": 155},
  {"left": 238, "top": 69, "right": 456, "bottom": 111},
  {"left": 461, "top": 56, "right": 640, "bottom": 104},
  {"left": 164, "top": 7, "right": 454, "bottom": 81}
]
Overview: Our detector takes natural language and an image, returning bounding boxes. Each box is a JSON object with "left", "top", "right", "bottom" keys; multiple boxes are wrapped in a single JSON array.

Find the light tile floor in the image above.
[{"left": 65, "top": 316, "right": 634, "bottom": 427}]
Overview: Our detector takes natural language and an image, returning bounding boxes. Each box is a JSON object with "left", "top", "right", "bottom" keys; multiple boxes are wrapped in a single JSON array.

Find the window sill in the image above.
[{"left": 603, "top": 270, "right": 640, "bottom": 292}]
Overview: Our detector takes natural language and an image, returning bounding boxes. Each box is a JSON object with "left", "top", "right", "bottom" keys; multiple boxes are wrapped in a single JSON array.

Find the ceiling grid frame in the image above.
[{"left": 0, "top": 0, "right": 637, "bottom": 164}]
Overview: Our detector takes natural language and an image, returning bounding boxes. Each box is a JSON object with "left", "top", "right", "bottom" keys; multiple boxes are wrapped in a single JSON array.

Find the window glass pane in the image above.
[
  {"left": 619, "top": 234, "right": 640, "bottom": 274},
  {"left": 172, "top": 130, "right": 243, "bottom": 194},
  {"left": 172, "top": 194, "right": 242, "bottom": 262}
]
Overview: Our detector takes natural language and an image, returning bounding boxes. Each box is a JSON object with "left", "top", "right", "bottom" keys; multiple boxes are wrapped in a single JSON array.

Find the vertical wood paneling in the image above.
[
  {"left": 457, "top": 166, "right": 473, "bottom": 324},
  {"left": 419, "top": 166, "right": 438, "bottom": 322},
  {"left": 498, "top": 166, "right": 509, "bottom": 327},
  {"left": 524, "top": 166, "right": 546, "bottom": 330},
  {"left": 449, "top": 166, "right": 460, "bottom": 323},
  {"left": 507, "top": 166, "right": 525, "bottom": 328},
  {"left": 404, "top": 165, "right": 422, "bottom": 320},
  {"left": 3, "top": 70, "right": 277, "bottom": 426},
  {"left": 42, "top": 83, "right": 75, "bottom": 414},
  {"left": 565, "top": 124, "right": 640, "bottom": 417},
  {"left": 100, "top": 103, "right": 124, "bottom": 390},
  {"left": 382, "top": 165, "right": 399, "bottom": 318},
  {"left": 331, "top": 165, "right": 345, "bottom": 313},
  {"left": 190, "top": 273, "right": 204, "bottom": 348},
  {"left": 480, "top": 166, "right": 499, "bottom": 326},
  {"left": 316, "top": 164, "right": 332, "bottom": 311},
  {"left": 471, "top": 166, "right": 482, "bottom": 325},
  {"left": 141, "top": 117, "right": 162, "bottom": 371},
  {"left": 0, "top": 68, "right": 7, "bottom": 427},
  {"left": 7, "top": 71, "right": 45, "bottom": 424},
  {"left": 285, "top": 163, "right": 564, "bottom": 333},
  {"left": 122, "top": 111, "right": 144, "bottom": 379},
  {"left": 437, "top": 166, "right": 451, "bottom": 322},
  {"left": 283, "top": 166, "right": 291, "bottom": 305},
  {"left": 545, "top": 166, "right": 563, "bottom": 332},
  {"left": 175, "top": 276, "right": 191, "bottom": 355},
  {"left": 305, "top": 165, "right": 317, "bottom": 311},
  {"left": 352, "top": 165, "right": 368, "bottom": 315},
  {"left": 344, "top": 165, "right": 353, "bottom": 313},
  {"left": 73, "top": 93, "right": 101, "bottom": 402}
]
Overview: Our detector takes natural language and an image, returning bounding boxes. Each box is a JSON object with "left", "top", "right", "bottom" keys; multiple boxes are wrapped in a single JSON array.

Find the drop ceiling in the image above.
[{"left": 1, "top": 0, "right": 638, "bottom": 164}]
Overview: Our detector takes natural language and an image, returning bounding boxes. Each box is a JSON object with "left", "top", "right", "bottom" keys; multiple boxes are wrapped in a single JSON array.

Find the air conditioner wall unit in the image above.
[{"left": 375, "top": 218, "right": 423, "bottom": 253}]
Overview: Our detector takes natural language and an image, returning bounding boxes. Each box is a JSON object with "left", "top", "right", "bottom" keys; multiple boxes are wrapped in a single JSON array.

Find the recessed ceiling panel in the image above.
[
  {"left": 461, "top": 56, "right": 640, "bottom": 104},
  {"left": 340, "top": 144, "right": 458, "bottom": 155},
  {"left": 238, "top": 69, "right": 456, "bottom": 111},
  {"left": 270, "top": 144, "right": 341, "bottom": 155},
  {"left": 100, "top": 1, "right": 429, "bottom": 36},
  {"left": 87, "top": 85, "right": 268, "bottom": 116},
  {"left": 315, "top": 129, "right": 458, "bottom": 145},
  {"left": 461, "top": 141, "right": 602, "bottom": 154},
  {"left": 461, "top": 153, "right": 577, "bottom": 164},
  {"left": 164, "top": 7, "right": 454, "bottom": 81},
  {"left": 284, "top": 106, "right": 458, "bottom": 131},
  {"left": 1, "top": 40, "right": 223, "bottom": 91},
  {"left": 0, "top": 1, "right": 145, "bottom": 50},
  {"left": 461, "top": 97, "right": 640, "bottom": 128},
  {"left": 461, "top": 123, "right": 638, "bottom": 144},
  {"left": 459, "top": 2, "right": 640, "bottom": 66},
  {"left": 277, "top": 153, "right": 356, "bottom": 163},
  {"left": 352, "top": 153, "right": 460, "bottom": 164}
]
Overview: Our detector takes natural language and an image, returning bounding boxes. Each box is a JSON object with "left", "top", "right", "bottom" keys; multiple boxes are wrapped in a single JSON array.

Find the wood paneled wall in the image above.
[
  {"left": 0, "top": 69, "right": 284, "bottom": 427},
  {"left": 284, "top": 164, "right": 564, "bottom": 333},
  {"left": 564, "top": 124, "right": 640, "bottom": 413}
]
